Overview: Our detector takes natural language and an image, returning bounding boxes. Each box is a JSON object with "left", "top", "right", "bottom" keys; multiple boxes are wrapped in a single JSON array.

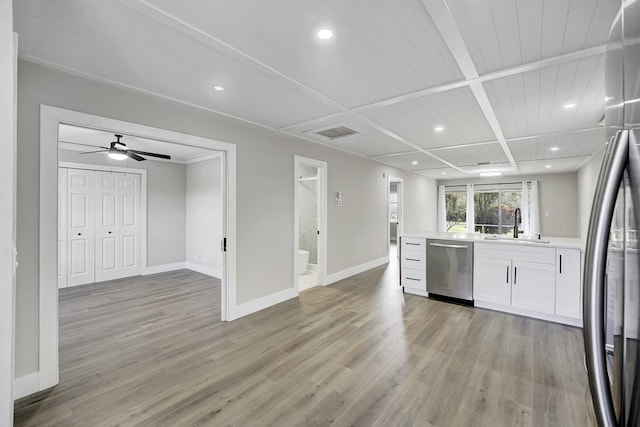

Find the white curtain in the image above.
[
  {"left": 438, "top": 185, "right": 446, "bottom": 232},
  {"left": 466, "top": 184, "right": 474, "bottom": 233},
  {"left": 530, "top": 180, "right": 540, "bottom": 236},
  {"left": 521, "top": 181, "right": 530, "bottom": 236}
]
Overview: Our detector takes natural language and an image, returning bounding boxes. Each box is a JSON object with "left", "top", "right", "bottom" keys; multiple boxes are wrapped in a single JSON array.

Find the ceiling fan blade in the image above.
[
  {"left": 126, "top": 152, "right": 146, "bottom": 161},
  {"left": 128, "top": 149, "right": 171, "bottom": 160},
  {"left": 79, "top": 149, "right": 108, "bottom": 154},
  {"left": 62, "top": 141, "right": 110, "bottom": 150}
]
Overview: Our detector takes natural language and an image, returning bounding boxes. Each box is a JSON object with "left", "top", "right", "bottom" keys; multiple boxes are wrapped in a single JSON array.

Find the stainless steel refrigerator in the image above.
[{"left": 584, "top": 1, "right": 640, "bottom": 425}]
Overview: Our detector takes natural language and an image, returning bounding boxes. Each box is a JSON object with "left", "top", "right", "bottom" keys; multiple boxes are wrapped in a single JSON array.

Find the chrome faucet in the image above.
[{"left": 513, "top": 207, "right": 521, "bottom": 238}]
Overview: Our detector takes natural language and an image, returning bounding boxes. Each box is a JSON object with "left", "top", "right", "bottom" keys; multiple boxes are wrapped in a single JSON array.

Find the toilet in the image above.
[{"left": 298, "top": 249, "right": 310, "bottom": 274}]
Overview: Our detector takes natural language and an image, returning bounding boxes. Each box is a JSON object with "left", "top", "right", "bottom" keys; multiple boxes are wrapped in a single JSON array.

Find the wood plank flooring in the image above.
[{"left": 14, "top": 256, "right": 597, "bottom": 426}]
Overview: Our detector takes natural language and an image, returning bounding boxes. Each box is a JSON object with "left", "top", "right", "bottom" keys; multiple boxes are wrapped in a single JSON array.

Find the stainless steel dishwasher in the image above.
[{"left": 426, "top": 239, "right": 473, "bottom": 303}]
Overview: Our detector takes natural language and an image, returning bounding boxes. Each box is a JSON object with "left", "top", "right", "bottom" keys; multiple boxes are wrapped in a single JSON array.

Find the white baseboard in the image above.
[
  {"left": 14, "top": 372, "right": 41, "bottom": 400},
  {"left": 142, "top": 262, "right": 187, "bottom": 275},
  {"left": 474, "top": 300, "right": 583, "bottom": 328},
  {"left": 403, "top": 286, "right": 428, "bottom": 297},
  {"left": 325, "top": 256, "right": 389, "bottom": 286},
  {"left": 231, "top": 287, "right": 298, "bottom": 320},
  {"left": 186, "top": 262, "right": 222, "bottom": 279}
]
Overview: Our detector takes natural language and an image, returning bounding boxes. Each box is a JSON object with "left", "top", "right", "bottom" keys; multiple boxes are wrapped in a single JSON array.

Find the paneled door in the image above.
[
  {"left": 119, "top": 173, "right": 141, "bottom": 278},
  {"left": 95, "top": 172, "right": 120, "bottom": 282},
  {"left": 93, "top": 171, "right": 142, "bottom": 282},
  {"left": 66, "top": 169, "right": 96, "bottom": 287}
]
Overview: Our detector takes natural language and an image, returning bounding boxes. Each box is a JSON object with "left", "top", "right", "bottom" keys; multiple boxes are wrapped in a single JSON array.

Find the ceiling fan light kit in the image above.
[{"left": 79, "top": 134, "right": 171, "bottom": 162}]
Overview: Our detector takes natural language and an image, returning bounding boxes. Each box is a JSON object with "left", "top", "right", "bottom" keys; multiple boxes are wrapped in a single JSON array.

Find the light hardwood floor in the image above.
[{"left": 14, "top": 256, "right": 596, "bottom": 426}]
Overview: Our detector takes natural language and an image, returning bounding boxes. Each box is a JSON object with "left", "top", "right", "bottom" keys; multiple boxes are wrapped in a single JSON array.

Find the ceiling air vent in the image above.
[
  {"left": 477, "top": 161, "right": 491, "bottom": 166},
  {"left": 315, "top": 126, "right": 359, "bottom": 140}
]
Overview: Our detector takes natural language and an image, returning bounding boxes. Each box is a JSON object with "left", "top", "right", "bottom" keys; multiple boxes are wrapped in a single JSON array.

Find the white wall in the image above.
[
  {"left": 15, "top": 60, "right": 437, "bottom": 380},
  {"left": 578, "top": 150, "right": 605, "bottom": 239},
  {"left": 439, "top": 173, "right": 579, "bottom": 238},
  {"left": 1, "top": 0, "right": 15, "bottom": 422},
  {"left": 186, "top": 156, "right": 222, "bottom": 277},
  {"left": 57, "top": 149, "right": 187, "bottom": 268}
]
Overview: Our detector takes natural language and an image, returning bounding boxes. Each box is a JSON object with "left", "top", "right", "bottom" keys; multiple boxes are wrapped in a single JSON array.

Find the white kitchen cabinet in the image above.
[
  {"left": 555, "top": 248, "right": 582, "bottom": 319},
  {"left": 473, "top": 256, "right": 511, "bottom": 306},
  {"left": 400, "top": 237, "right": 427, "bottom": 296},
  {"left": 511, "top": 260, "right": 556, "bottom": 314},
  {"left": 473, "top": 242, "right": 582, "bottom": 326}
]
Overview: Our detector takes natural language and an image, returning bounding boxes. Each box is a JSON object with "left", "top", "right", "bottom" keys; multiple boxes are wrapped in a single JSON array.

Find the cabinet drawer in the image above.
[
  {"left": 401, "top": 249, "right": 426, "bottom": 269},
  {"left": 475, "top": 243, "right": 555, "bottom": 264},
  {"left": 401, "top": 268, "right": 426, "bottom": 289},
  {"left": 401, "top": 237, "right": 426, "bottom": 251}
]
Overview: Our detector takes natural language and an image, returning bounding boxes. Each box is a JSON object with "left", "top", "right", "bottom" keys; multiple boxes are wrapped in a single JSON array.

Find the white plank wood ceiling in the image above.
[{"left": 13, "top": 0, "right": 619, "bottom": 177}]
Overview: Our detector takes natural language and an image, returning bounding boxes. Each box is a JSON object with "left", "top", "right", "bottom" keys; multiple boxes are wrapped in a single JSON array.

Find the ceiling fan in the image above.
[{"left": 78, "top": 134, "right": 171, "bottom": 161}]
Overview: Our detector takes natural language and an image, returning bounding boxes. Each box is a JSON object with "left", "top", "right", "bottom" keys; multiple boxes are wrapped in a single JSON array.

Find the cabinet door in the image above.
[
  {"left": 473, "top": 257, "right": 511, "bottom": 306},
  {"left": 555, "top": 248, "right": 582, "bottom": 319},
  {"left": 511, "top": 261, "right": 556, "bottom": 314}
]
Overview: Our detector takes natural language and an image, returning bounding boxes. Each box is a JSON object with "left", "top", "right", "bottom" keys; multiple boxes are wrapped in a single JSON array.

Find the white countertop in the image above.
[{"left": 401, "top": 231, "right": 584, "bottom": 251}]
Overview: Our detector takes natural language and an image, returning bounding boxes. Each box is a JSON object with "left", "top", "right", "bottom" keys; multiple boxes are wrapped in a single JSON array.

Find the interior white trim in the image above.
[
  {"left": 294, "top": 156, "right": 328, "bottom": 292},
  {"left": 325, "top": 256, "right": 390, "bottom": 286},
  {"left": 14, "top": 372, "right": 40, "bottom": 400},
  {"left": 142, "top": 262, "right": 187, "bottom": 275},
  {"left": 185, "top": 151, "right": 222, "bottom": 164},
  {"left": 186, "top": 261, "right": 222, "bottom": 279},
  {"left": 39, "top": 105, "right": 237, "bottom": 395},
  {"left": 233, "top": 287, "right": 298, "bottom": 320},
  {"left": 1, "top": 24, "right": 17, "bottom": 422}
]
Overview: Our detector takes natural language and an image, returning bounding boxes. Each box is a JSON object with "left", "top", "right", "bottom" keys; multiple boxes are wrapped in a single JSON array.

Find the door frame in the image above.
[
  {"left": 388, "top": 176, "right": 404, "bottom": 253},
  {"left": 58, "top": 162, "right": 147, "bottom": 286},
  {"left": 293, "top": 155, "right": 327, "bottom": 291},
  {"left": 38, "top": 105, "right": 237, "bottom": 393}
]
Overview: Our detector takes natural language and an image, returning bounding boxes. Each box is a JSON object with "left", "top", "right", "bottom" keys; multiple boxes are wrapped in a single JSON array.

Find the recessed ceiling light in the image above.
[
  {"left": 434, "top": 126, "right": 445, "bottom": 132},
  {"left": 563, "top": 103, "right": 576, "bottom": 109},
  {"left": 441, "top": 172, "right": 446, "bottom": 175},
  {"left": 412, "top": 160, "right": 418, "bottom": 165},
  {"left": 480, "top": 172, "right": 502, "bottom": 177},
  {"left": 545, "top": 164, "right": 552, "bottom": 169},
  {"left": 317, "top": 29, "right": 333, "bottom": 40},
  {"left": 213, "top": 85, "right": 225, "bottom": 92},
  {"left": 550, "top": 146, "right": 559, "bottom": 151}
]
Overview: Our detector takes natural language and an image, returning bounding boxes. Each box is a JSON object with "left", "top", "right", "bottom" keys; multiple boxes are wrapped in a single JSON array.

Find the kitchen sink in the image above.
[{"left": 483, "top": 235, "right": 550, "bottom": 244}]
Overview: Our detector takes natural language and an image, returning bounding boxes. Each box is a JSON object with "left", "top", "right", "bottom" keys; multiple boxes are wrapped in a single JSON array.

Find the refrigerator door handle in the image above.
[{"left": 584, "top": 130, "right": 628, "bottom": 427}]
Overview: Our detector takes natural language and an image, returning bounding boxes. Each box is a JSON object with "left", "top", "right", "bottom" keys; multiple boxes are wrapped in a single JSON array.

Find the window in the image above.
[
  {"left": 474, "top": 189, "right": 521, "bottom": 235},
  {"left": 443, "top": 183, "right": 529, "bottom": 235},
  {"left": 445, "top": 189, "right": 466, "bottom": 232}
]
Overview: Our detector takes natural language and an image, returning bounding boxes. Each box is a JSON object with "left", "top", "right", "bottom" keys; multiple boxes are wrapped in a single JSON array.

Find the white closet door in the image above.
[
  {"left": 67, "top": 169, "right": 95, "bottom": 287},
  {"left": 95, "top": 172, "right": 120, "bottom": 282},
  {"left": 119, "top": 173, "right": 141, "bottom": 278},
  {"left": 58, "top": 168, "right": 68, "bottom": 288}
]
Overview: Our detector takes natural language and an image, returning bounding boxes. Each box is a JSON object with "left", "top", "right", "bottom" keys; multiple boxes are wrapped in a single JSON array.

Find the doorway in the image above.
[
  {"left": 388, "top": 176, "right": 404, "bottom": 259},
  {"left": 294, "top": 156, "right": 327, "bottom": 292},
  {"left": 38, "top": 105, "right": 237, "bottom": 394}
]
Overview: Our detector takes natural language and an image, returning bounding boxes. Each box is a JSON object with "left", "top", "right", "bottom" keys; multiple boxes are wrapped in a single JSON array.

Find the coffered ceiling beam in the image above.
[{"left": 420, "top": 0, "right": 517, "bottom": 173}]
